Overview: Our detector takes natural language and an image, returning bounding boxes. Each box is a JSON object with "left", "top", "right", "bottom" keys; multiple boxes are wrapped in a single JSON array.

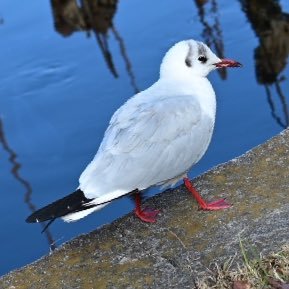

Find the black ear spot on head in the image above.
[{"left": 185, "top": 58, "right": 192, "bottom": 67}]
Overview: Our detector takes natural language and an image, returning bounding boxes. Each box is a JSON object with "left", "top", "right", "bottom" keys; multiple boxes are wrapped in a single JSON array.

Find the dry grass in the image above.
[{"left": 195, "top": 240, "right": 289, "bottom": 289}]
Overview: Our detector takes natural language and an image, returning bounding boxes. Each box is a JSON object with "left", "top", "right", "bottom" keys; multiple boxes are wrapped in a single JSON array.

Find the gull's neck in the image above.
[{"left": 190, "top": 76, "right": 216, "bottom": 120}]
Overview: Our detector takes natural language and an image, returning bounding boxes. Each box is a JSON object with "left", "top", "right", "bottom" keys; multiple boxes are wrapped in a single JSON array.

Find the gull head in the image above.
[{"left": 160, "top": 39, "right": 242, "bottom": 79}]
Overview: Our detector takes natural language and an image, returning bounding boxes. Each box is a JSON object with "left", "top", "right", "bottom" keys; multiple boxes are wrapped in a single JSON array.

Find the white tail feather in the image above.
[{"left": 61, "top": 204, "right": 107, "bottom": 222}]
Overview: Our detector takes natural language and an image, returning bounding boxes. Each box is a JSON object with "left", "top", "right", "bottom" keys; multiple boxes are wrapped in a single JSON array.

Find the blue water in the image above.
[{"left": 0, "top": 0, "right": 288, "bottom": 275}]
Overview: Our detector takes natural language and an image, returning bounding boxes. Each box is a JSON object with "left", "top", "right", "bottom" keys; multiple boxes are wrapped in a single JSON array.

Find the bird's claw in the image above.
[
  {"left": 199, "top": 198, "right": 231, "bottom": 211},
  {"left": 135, "top": 207, "right": 160, "bottom": 223}
]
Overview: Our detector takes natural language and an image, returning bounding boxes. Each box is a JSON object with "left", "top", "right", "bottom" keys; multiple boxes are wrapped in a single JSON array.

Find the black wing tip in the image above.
[
  {"left": 25, "top": 214, "right": 37, "bottom": 223},
  {"left": 26, "top": 212, "right": 45, "bottom": 223},
  {"left": 25, "top": 210, "right": 53, "bottom": 223},
  {"left": 25, "top": 189, "right": 91, "bottom": 224}
]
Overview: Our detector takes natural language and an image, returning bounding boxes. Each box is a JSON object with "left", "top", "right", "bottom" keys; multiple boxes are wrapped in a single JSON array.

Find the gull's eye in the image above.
[{"left": 198, "top": 55, "right": 207, "bottom": 63}]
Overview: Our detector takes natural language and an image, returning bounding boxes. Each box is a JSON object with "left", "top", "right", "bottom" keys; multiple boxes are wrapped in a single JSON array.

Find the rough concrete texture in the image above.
[{"left": 2, "top": 129, "right": 289, "bottom": 289}]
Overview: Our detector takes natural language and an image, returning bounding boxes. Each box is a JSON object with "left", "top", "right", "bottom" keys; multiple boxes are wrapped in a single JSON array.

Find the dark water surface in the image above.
[{"left": 0, "top": 0, "right": 289, "bottom": 275}]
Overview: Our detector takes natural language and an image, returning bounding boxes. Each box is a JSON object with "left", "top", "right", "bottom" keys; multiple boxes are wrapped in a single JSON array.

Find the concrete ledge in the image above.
[{"left": 1, "top": 129, "right": 289, "bottom": 289}]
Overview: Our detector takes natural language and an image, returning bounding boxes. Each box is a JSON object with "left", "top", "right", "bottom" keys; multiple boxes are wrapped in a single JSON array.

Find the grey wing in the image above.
[{"left": 80, "top": 94, "right": 212, "bottom": 200}]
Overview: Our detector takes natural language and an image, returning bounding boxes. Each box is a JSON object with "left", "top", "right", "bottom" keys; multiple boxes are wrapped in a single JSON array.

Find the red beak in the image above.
[{"left": 214, "top": 58, "right": 242, "bottom": 68}]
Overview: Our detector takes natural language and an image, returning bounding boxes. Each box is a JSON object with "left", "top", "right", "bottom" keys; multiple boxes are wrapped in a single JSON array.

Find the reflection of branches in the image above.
[
  {"left": 275, "top": 80, "right": 289, "bottom": 127},
  {"left": 95, "top": 32, "right": 118, "bottom": 78},
  {"left": 194, "top": 0, "right": 226, "bottom": 80},
  {"left": 266, "top": 85, "right": 287, "bottom": 128},
  {"left": 82, "top": 0, "right": 119, "bottom": 78},
  {"left": 111, "top": 25, "right": 139, "bottom": 93},
  {"left": 50, "top": 0, "right": 139, "bottom": 92},
  {"left": 259, "top": 43, "right": 289, "bottom": 128},
  {"left": 0, "top": 117, "right": 56, "bottom": 250}
]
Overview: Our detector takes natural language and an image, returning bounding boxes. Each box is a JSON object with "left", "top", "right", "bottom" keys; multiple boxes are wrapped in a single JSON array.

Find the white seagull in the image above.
[{"left": 26, "top": 39, "right": 241, "bottom": 231}]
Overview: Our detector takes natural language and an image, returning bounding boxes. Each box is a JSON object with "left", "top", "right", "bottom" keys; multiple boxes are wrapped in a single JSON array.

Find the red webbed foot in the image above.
[
  {"left": 134, "top": 191, "right": 160, "bottom": 223},
  {"left": 134, "top": 207, "right": 160, "bottom": 223},
  {"left": 198, "top": 198, "right": 231, "bottom": 210},
  {"left": 183, "top": 177, "right": 231, "bottom": 211}
]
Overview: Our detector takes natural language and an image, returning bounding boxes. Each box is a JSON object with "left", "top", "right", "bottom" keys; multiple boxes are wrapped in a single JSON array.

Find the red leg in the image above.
[
  {"left": 134, "top": 192, "right": 160, "bottom": 223},
  {"left": 183, "top": 177, "right": 231, "bottom": 210}
]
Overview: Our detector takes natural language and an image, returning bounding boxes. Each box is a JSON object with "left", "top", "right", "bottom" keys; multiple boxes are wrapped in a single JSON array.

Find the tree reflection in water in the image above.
[
  {"left": 50, "top": 0, "right": 139, "bottom": 93},
  {"left": 0, "top": 117, "right": 56, "bottom": 250},
  {"left": 240, "top": 0, "right": 289, "bottom": 128}
]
